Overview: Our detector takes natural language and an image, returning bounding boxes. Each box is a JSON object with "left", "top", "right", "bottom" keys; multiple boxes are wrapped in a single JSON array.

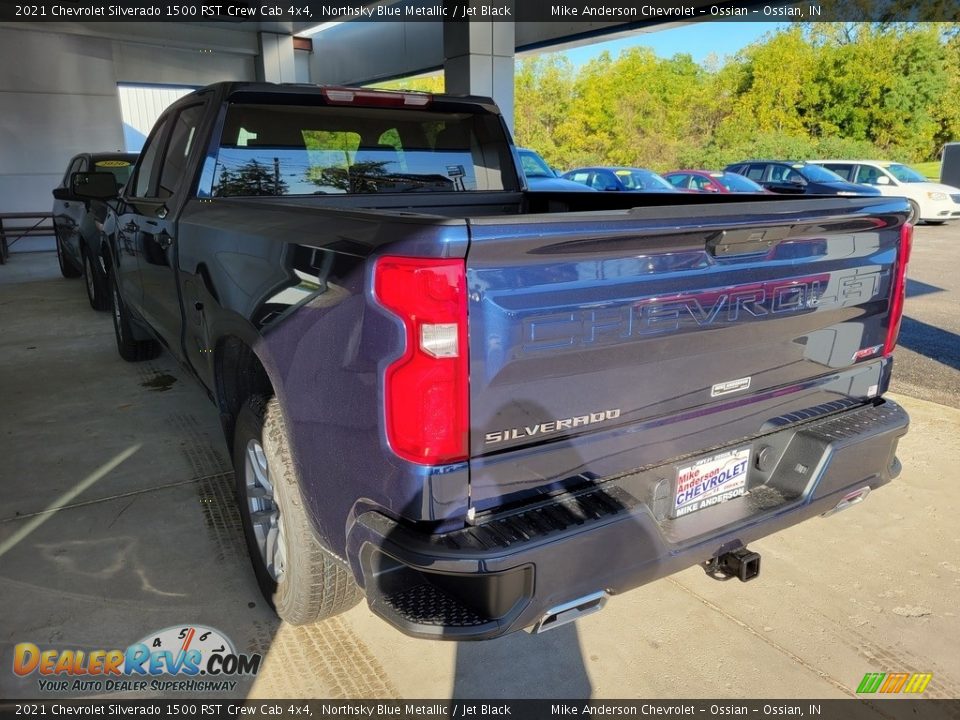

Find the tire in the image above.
[
  {"left": 907, "top": 200, "right": 922, "bottom": 225},
  {"left": 233, "top": 396, "right": 362, "bottom": 625},
  {"left": 110, "top": 271, "right": 160, "bottom": 361},
  {"left": 56, "top": 235, "right": 81, "bottom": 279},
  {"left": 82, "top": 247, "right": 110, "bottom": 311}
]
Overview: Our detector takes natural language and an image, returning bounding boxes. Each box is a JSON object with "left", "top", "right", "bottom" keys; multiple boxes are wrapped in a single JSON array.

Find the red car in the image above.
[{"left": 664, "top": 170, "right": 768, "bottom": 193}]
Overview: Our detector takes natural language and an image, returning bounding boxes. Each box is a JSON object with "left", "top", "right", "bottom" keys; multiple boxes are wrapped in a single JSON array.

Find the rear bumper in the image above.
[{"left": 345, "top": 399, "right": 909, "bottom": 640}]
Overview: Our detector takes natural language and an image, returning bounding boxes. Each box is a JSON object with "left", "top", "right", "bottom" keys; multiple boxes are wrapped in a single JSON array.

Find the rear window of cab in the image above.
[{"left": 207, "top": 103, "right": 516, "bottom": 197}]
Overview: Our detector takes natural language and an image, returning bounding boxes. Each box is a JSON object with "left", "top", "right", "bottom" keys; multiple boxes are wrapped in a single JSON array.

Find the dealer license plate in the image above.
[{"left": 673, "top": 446, "right": 751, "bottom": 518}]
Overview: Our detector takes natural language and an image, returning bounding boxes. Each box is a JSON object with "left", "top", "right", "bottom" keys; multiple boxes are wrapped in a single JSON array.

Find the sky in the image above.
[{"left": 548, "top": 22, "right": 787, "bottom": 66}]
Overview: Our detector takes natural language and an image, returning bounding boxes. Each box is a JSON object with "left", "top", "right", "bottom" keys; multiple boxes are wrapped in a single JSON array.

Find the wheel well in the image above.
[{"left": 215, "top": 336, "right": 274, "bottom": 450}]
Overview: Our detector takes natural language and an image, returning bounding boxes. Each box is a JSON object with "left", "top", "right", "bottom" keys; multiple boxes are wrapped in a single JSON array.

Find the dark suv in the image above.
[
  {"left": 725, "top": 160, "right": 881, "bottom": 196},
  {"left": 52, "top": 152, "right": 137, "bottom": 310}
]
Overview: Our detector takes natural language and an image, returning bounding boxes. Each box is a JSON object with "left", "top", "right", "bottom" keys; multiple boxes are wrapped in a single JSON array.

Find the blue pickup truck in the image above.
[{"left": 70, "top": 82, "right": 911, "bottom": 640}]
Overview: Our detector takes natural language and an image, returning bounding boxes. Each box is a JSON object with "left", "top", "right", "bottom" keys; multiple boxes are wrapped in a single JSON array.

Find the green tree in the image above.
[{"left": 215, "top": 160, "right": 288, "bottom": 197}]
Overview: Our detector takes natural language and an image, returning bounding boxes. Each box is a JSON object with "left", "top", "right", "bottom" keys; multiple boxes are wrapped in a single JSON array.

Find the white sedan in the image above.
[{"left": 810, "top": 159, "right": 960, "bottom": 224}]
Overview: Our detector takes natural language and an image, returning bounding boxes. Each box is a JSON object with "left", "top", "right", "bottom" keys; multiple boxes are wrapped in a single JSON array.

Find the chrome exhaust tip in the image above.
[
  {"left": 529, "top": 591, "right": 609, "bottom": 634},
  {"left": 821, "top": 486, "right": 871, "bottom": 518}
]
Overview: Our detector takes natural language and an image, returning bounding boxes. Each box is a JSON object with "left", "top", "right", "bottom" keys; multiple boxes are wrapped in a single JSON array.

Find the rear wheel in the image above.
[
  {"left": 233, "top": 396, "right": 362, "bottom": 625},
  {"left": 56, "top": 235, "right": 81, "bottom": 279},
  {"left": 110, "top": 271, "right": 160, "bottom": 361},
  {"left": 82, "top": 248, "right": 109, "bottom": 311}
]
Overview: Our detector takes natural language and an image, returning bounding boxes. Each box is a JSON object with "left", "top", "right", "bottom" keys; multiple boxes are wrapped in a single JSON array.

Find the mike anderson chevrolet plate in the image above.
[{"left": 673, "top": 447, "right": 751, "bottom": 518}]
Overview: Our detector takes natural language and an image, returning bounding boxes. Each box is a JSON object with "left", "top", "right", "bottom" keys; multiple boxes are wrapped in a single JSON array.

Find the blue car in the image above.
[
  {"left": 725, "top": 160, "right": 882, "bottom": 196},
  {"left": 562, "top": 166, "right": 681, "bottom": 192}
]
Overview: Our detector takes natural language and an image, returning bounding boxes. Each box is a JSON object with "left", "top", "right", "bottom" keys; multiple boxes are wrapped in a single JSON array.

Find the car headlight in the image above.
[{"left": 927, "top": 191, "right": 948, "bottom": 201}]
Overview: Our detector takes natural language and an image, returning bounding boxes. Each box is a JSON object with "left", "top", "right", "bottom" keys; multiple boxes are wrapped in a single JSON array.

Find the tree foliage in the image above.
[
  {"left": 514, "top": 24, "right": 959, "bottom": 172},
  {"left": 216, "top": 160, "right": 288, "bottom": 197}
]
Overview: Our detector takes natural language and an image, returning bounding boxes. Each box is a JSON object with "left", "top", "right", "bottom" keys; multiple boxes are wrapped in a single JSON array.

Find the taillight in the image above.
[
  {"left": 374, "top": 257, "right": 469, "bottom": 465},
  {"left": 883, "top": 222, "right": 913, "bottom": 356}
]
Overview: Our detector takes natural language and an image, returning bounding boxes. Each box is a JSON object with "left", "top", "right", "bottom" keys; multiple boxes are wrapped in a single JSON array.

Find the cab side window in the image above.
[
  {"left": 784, "top": 168, "right": 804, "bottom": 184},
  {"left": 825, "top": 164, "right": 853, "bottom": 181},
  {"left": 62, "top": 157, "right": 84, "bottom": 187},
  {"left": 768, "top": 165, "right": 789, "bottom": 182},
  {"left": 158, "top": 105, "right": 204, "bottom": 199},
  {"left": 746, "top": 164, "right": 767, "bottom": 181},
  {"left": 133, "top": 116, "right": 173, "bottom": 198},
  {"left": 855, "top": 166, "right": 882, "bottom": 185},
  {"left": 590, "top": 171, "right": 618, "bottom": 191},
  {"left": 690, "top": 175, "right": 713, "bottom": 191}
]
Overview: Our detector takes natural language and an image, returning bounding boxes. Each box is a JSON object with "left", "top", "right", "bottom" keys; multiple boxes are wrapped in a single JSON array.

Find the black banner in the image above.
[
  {"left": 1, "top": 0, "right": 959, "bottom": 23},
  {"left": 3, "top": 700, "right": 960, "bottom": 720}
]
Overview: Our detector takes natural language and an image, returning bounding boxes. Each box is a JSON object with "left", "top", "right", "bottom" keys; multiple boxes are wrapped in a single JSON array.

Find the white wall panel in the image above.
[
  {"left": 0, "top": 26, "right": 117, "bottom": 96},
  {"left": 0, "top": 24, "right": 256, "bottom": 233},
  {"left": 295, "top": 50, "right": 311, "bottom": 83},
  {"left": 0, "top": 27, "right": 124, "bottom": 221},
  {"left": 119, "top": 86, "right": 193, "bottom": 135},
  {"left": 112, "top": 42, "right": 255, "bottom": 86},
  {"left": 0, "top": 92, "right": 125, "bottom": 169}
]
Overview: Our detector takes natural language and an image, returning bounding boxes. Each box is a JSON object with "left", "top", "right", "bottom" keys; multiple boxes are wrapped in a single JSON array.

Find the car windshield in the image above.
[
  {"left": 799, "top": 164, "right": 846, "bottom": 183},
  {"left": 885, "top": 164, "right": 928, "bottom": 183},
  {"left": 518, "top": 149, "right": 555, "bottom": 178},
  {"left": 615, "top": 169, "right": 674, "bottom": 190},
  {"left": 716, "top": 173, "right": 764, "bottom": 192}
]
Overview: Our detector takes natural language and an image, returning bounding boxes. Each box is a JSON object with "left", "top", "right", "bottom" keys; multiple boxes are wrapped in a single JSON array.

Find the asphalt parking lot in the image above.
[
  {"left": 891, "top": 223, "right": 960, "bottom": 409},
  {"left": 1, "top": 223, "right": 958, "bottom": 700}
]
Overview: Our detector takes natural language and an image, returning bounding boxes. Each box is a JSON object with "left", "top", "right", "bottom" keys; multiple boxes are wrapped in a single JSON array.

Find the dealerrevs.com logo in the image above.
[{"left": 13, "top": 625, "right": 262, "bottom": 693}]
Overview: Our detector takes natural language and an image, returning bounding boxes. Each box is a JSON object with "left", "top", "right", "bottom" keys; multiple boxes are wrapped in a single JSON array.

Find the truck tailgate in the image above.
[{"left": 465, "top": 197, "right": 909, "bottom": 509}]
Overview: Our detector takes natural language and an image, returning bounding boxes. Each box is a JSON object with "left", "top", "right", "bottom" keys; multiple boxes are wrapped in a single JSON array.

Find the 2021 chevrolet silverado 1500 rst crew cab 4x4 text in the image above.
[{"left": 74, "top": 83, "right": 911, "bottom": 639}]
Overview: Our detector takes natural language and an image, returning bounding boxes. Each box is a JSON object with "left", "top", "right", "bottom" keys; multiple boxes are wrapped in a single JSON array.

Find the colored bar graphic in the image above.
[
  {"left": 903, "top": 673, "right": 933, "bottom": 694},
  {"left": 856, "top": 672, "right": 933, "bottom": 694},
  {"left": 880, "top": 672, "right": 909, "bottom": 693},
  {"left": 856, "top": 673, "right": 886, "bottom": 693}
]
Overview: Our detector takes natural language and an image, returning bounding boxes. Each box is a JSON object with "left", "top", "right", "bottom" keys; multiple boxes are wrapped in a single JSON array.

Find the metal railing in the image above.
[{"left": 0, "top": 212, "right": 55, "bottom": 264}]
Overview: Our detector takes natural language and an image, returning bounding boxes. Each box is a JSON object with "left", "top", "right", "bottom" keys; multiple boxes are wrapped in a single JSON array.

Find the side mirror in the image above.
[
  {"left": 71, "top": 172, "right": 117, "bottom": 200},
  {"left": 789, "top": 176, "right": 807, "bottom": 186},
  {"left": 875, "top": 175, "right": 891, "bottom": 185},
  {"left": 52, "top": 187, "right": 74, "bottom": 201}
]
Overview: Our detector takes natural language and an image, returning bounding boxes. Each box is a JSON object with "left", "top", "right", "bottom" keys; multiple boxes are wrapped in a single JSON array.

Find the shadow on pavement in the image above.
[
  {"left": 898, "top": 316, "right": 960, "bottom": 371},
  {"left": 905, "top": 279, "right": 945, "bottom": 298},
  {"left": 453, "top": 623, "right": 591, "bottom": 698}
]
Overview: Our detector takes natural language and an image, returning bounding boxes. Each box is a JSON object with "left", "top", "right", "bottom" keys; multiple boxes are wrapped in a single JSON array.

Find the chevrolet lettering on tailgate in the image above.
[{"left": 522, "top": 270, "right": 881, "bottom": 352}]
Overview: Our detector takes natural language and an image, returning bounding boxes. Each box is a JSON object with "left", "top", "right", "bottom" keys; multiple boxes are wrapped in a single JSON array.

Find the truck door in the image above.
[
  {"left": 130, "top": 103, "right": 206, "bottom": 359},
  {"left": 115, "top": 116, "right": 174, "bottom": 314}
]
